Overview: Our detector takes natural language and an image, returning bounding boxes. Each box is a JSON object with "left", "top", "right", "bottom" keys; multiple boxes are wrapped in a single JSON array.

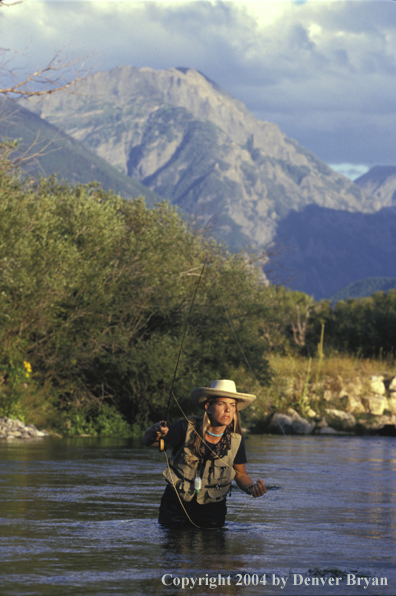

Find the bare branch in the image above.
[
  {"left": 0, "top": 49, "right": 92, "bottom": 100},
  {"left": 0, "top": 1, "right": 24, "bottom": 7},
  {"left": 0, "top": 39, "right": 95, "bottom": 173}
]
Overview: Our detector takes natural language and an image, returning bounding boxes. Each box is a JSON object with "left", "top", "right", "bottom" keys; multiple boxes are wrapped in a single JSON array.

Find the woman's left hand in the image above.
[
  {"left": 234, "top": 464, "right": 267, "bottom": 498},
  {"left": 250, "top": 479, "right": 267, "bottom": 498}
]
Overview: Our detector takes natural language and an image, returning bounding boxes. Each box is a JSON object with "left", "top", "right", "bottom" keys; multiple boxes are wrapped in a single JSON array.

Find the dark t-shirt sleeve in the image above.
[
  {"left": 165, "top": 419, "right": 247, "bottom": 464},
  {"left": 165, "top": 419, "right": 189, "bottom": 453},
  {"left": 234, "top": 436, "right": 247, "bottom": 465}
]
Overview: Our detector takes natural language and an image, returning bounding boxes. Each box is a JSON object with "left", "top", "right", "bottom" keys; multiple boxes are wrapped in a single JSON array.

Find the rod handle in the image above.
[{"left": 158, "top": 420, "right": 167, "bottom": 452}]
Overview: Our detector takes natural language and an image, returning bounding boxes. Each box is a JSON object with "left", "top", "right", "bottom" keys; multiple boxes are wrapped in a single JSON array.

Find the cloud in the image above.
[
  {"left": 1, "top": 1, "right": 396, "bottom": 167},
  {"left": 329, "top": 163, "right": 370, "bottom": 181}
]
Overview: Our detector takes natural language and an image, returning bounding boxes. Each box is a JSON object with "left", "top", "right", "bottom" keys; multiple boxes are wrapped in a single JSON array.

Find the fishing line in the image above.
[
  {"left": 159, "top": 258, "right": 270, "bottom": 526},
  {"left": 158, "top": 258, "right": 208, "bottom": 451},
  {"left": 164, "top": 429, "right": 253, "bottom": 529},
  {"left": 162, "top": 391, "right": 257, "bottom": 527},
  {"left": 163, "top": 448, "right": 253, "bottom": 529},
  {"left": 163, "top": 450, "right": 201, "bottom": 529},
  {"left": 213, "top": 269, "right": 287, "bottom": 437},
  {"left": 164, "top": 258, "right": 208, "bottom": 424},
  {"left": 214, "top": 273, "right": 257, "bottom": 381},
  {"left": 171, "top": 391, "right": 252, "bottom": 480}
]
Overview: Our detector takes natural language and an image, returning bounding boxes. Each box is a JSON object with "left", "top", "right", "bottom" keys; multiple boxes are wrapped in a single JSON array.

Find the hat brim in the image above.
[{"left": 190, "top": 387, "right": 256, "bottom": 410}]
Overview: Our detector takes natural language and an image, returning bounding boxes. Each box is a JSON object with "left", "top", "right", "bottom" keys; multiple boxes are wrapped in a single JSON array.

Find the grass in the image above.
[
  {"left": 6, "top": 350, "right": 396, "bottom": 435},
  {"left": 246, "top": 351, "right": 396, "bottom": 429}
]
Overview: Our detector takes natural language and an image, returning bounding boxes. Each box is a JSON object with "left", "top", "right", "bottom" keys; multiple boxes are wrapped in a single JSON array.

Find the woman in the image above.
[{"left": 143, "top": 379, "right": 266, "bottom": 528}]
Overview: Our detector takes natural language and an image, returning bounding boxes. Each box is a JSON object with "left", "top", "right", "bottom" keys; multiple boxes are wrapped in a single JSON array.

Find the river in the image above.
[{"left": 0, "top": 435, "right": 395, "bottom": 596}]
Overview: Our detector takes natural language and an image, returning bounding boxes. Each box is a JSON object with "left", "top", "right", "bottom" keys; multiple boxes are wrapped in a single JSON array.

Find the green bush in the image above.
[
  {"left": 0, "top": 351, "right": 33, "bottom": 420},
  {"left": 0, "top": 146, "right": 272, "bottom": 432},
  {"left": 54, "top": 402, "right": 135, "bottom": 437}
]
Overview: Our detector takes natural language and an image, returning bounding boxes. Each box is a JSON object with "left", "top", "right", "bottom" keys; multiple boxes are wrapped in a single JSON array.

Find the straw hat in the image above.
[{"left": 190, "top": 379, "right": 256, "bottom": 410}]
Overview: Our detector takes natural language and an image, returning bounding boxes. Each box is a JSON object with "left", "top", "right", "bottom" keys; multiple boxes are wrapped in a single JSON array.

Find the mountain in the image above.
[
  {"left": 270, "top": 205, "right": 396, "bottom": 300},
  {"left": 22, "top": 66, "right": 378, "bottom": 252},
  {"left": 354, "top": 166, "right": 396, "bottom": 208},
  {"left": 0, "top": 101, "right": 163, "bottom": 206},
  {"left": 330, "top": 277, "right": 396, "bottom": 303}
]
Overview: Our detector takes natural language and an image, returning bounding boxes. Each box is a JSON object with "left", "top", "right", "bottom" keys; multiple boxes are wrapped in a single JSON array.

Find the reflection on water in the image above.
[{"left": 0, "top": 435, "right": 395, "bottom": 595}]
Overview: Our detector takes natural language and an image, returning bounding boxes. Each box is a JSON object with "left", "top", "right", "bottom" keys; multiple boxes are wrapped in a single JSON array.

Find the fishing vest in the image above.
[{"left": 163, "top": 422, "right": 242, "bottom": 505}]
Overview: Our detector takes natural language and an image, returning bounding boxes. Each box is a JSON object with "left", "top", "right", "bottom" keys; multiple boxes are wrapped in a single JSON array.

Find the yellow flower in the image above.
[{"left": 23, "top": 361, "right": 32, "bottom": 374}]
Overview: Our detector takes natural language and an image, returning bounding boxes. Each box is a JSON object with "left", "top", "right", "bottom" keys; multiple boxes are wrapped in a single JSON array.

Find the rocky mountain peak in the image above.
[
  {"left": 23, "top": 65, "right": 378, "bottom": 250},
  {"left": 355, "top": 166, "right": 396, "bottom": 207}
]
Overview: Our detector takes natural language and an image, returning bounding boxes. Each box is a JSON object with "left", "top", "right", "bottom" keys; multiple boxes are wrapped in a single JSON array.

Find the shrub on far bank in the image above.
[
  {"left": 0, "top": 151, "right": 272, "bottom": 433},
  {"left": 51, "top": 402, "right": 138, "bottom": 437}
]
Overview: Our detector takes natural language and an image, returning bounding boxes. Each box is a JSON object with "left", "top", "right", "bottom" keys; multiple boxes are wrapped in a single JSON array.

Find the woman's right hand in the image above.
[
  {"left": 155, "top": 420, "right": 169, "bottom": 440},
  {"left": 142, "top": 420, "right": 169, "bottom": 446}
]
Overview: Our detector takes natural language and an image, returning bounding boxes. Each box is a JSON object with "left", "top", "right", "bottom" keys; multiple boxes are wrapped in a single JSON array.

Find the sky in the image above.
[{"left": 1, "top": 0, "right": 396, "bottom": 180}]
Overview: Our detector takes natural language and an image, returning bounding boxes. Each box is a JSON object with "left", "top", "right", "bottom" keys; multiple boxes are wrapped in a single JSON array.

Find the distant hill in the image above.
[
  {"left": 0, "top": 102, "right": 163, "bottom": 206},
  {"left": 355, "top": 165, "right": 396, "bottom": 208},
  {"left": 270, "top": 205, "right": 396, "bottom": 300},
  {"left": 330, "top": 277, "right": 396, "bottom": 303},
  {"left": 22, "top": 66, "right": 377, "bottom": 253}
]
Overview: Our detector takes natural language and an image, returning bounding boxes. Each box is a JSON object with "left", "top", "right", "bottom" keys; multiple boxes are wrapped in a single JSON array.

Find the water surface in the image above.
[{"left": 0, "top": 435, "right": 395, "bottom": 595}]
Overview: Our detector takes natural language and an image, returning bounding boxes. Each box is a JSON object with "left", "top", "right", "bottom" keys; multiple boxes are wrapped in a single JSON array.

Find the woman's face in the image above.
[{"left": 205, "top": 397, "right": 237, "bottom": 427}]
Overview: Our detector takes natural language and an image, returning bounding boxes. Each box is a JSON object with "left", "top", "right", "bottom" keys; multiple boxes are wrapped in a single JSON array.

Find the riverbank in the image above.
[
  {"left": 249, "top": 354, "right": 396, "bottom": 437},
  {"left": 0, "top": 417, "right": 49, "bottom": 439},
  {"left": 3, "top": 355, "right": 396, "bottom": 439}
]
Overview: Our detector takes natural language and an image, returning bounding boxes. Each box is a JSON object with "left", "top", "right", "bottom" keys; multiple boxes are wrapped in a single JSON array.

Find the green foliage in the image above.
[
  {"left": 54, "top": 402, "right": 135, "bottom": 437},
  {"left": 303, "top": 291, "right": 396, "bottom": 358},
  {"left": 0, "top": 148, "right": 272, "bottom": 432},
  {"left": 300, "top": 356, "right": 312, "bottom": 414},
  {"left": 261, "top": 284, "right": 396, "bottom": 359},
  {"left": 6, "top": 134, "right": 395, "bottom": 435},
  {"left": 259, "top": 286, "right": 315, "bottom": 353},
  {"left": 0, "top": 350, "right": 33, "bottom": 420}
]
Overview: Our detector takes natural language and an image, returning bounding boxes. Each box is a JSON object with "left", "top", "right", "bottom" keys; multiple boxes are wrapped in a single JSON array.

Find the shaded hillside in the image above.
[
  {"left": 22, "top": 66, "right": 377, "bottom": 252},
  {"left": 270, "top": 206, "right": 396, "bottom": 300},
  {"left": 0, "top": 102, "right": 163, "bottom": 206},
  {"left": 355, "top": 165, "right": 396, "bottom": 208},
  {"left": 330, "top": 277, "right": 396, "bottom": 303}
]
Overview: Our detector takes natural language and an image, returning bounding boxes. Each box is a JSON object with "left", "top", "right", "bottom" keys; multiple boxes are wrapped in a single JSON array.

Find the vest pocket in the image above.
[
  {"left": 202, "top": 485, "right": 231, "bottom": 503},
  {"left": 203, "top": 459, "right": 235, "bottom": 495},
  {"left": 211, "top": 458, "right": 236, "bottom": 482},
  {"left": 175, "top": 449, "right": 199, "bottom": 481}
]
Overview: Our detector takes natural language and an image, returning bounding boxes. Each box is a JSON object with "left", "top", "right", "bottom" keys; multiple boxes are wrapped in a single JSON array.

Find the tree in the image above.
[
  {"left": 0, "top": 159, "right": 272, "bottom": 430},
  {"left": 263, "top": 286, "right": 316, "bottom": 351}
]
